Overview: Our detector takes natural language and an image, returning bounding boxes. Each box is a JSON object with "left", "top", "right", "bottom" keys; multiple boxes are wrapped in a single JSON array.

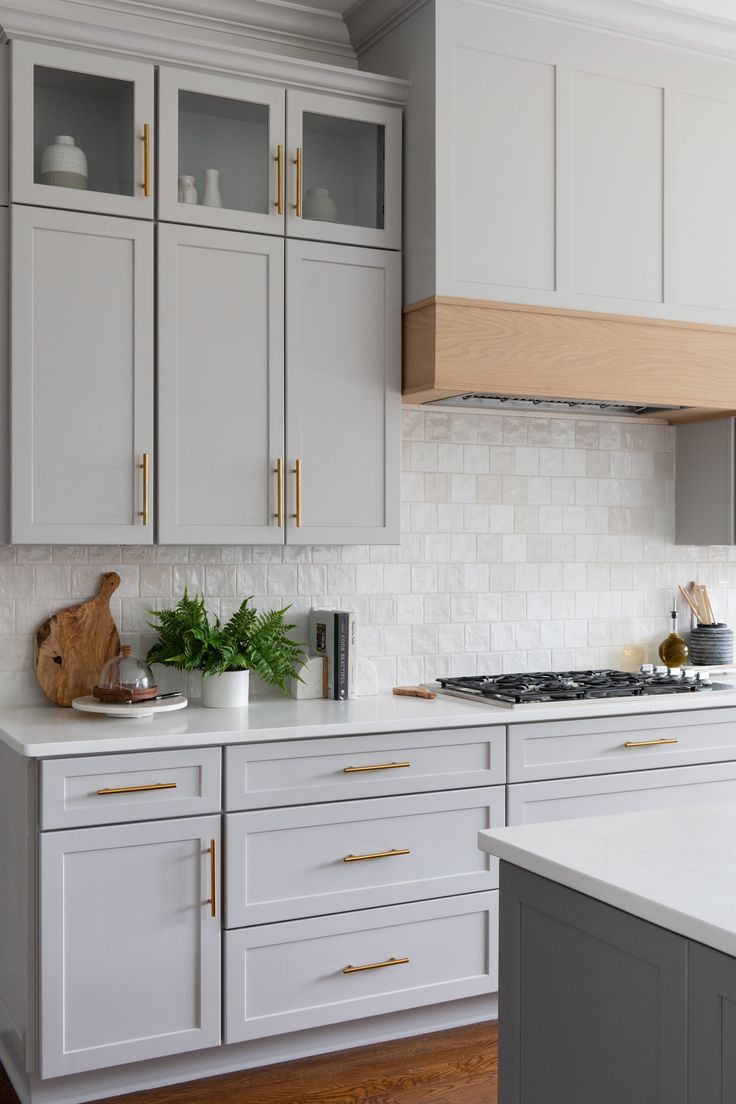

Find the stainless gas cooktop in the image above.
[{"left": 435, "top": 668, "right": 724, "bottom": 707}]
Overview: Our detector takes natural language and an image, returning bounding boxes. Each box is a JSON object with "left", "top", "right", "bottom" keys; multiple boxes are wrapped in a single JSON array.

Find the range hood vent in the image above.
[{"left": 428, "top": 393, "right": 686, "bottom": 418}]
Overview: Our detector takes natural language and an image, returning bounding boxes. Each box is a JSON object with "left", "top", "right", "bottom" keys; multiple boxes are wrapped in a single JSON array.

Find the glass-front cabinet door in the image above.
[
  {"left": 11, "top": 41, "right": 154, "bottom": 218},
  {"left": 158, "top": 68, "right": 286, "bottom": 234},
  {"left": 286, "top": 91, "right": 401, "bottom": 250}
]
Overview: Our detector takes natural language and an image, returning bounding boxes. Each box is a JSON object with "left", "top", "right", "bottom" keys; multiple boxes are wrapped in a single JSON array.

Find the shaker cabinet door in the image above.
[
  {"left": 157, "top": 223, "right": 285, "bottom": 544},
  {"left": 11, "top": 40, "right": 154, "bottom": 219},
  {"left": 11, "top": 206, "right": 154, "bottom": 544},
  {"left": 285, "top": 240, "right": 400, "bottom": 544},
  {"left": 39, "top": 816, "right": 221, "bottom": 1078},
  {"left": 689, "top": 942, "right": 736, "bottom": 1104}
]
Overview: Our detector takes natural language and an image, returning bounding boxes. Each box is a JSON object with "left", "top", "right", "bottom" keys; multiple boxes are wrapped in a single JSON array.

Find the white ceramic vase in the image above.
[
  {"left": 303, "top": 187, "right": 338, "bottom": 221},
  {"left": 40, "top": 135, "right": 88, "bottom": 190},
  {"left": 201, "top": 168, "right": 223, "bottom": 208},
  {"left": 178, "top": 174, "right": 198, "bottom": 204},
  {"left": 201, "top": 669, "right": 249, "bottom": 708}
]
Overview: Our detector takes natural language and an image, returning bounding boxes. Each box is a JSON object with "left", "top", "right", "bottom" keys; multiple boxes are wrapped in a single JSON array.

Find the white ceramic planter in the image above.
[{"left": 201, "top": 669, "right": 250, "bottom": 708}]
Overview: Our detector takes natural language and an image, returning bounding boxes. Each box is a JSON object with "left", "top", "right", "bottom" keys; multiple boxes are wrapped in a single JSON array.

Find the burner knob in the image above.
[
  {"left": 667, "top": 667, "right": 684, "bottom": 678},
  {"left": 697, "top": 671, "right": 711, "bottom": 682},
  {"left": 654, "top": 666, "right": 668, "bottom": 675},
  {"left": 640, "top": 663, "right": 654, "bottom": 674}
]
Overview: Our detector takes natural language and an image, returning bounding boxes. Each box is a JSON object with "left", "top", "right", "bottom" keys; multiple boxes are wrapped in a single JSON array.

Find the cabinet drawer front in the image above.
[
  {"left": 224, "top": 891, "right": 497, "bottom": 1043},
  {"left": 225, "top": 727, "right": 505, "bottom": 810},
  {"left": 508, "top": 708, "right": 736, "bottom": 783},
  {"left": 225, "top": 787, "right": 503, "bottom": 927},
  {"left": 40, "top": 749, "right": 222, "bottom": 829},
  {"left": 508, "top": 760, "right": 736, "bottom": 826}
]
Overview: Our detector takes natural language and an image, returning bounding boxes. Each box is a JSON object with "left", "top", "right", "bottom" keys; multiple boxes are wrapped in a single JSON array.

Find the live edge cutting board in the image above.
[{"left": 36, "top": 572, "right": 121, "bottom": 707}]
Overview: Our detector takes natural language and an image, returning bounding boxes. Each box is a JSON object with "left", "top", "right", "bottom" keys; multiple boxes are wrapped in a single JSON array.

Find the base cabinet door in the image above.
[
  {"left": 39, "top": 815, "right": 221, "bottom": 1078},
  {"left": 689, "top": 943, "right": 736, "bottom": 1103},
  {"left": 285, "top": 240, "right": 400, "bottom": 544},
  {"left": 157, "top": 224, "right": 284, "bottom": 543},
  {"left": 11, "top": 206, "right": 154, "bottom": 544},
  {"left": 499, "top": 864, "right": 687, "bottom": 1104}
]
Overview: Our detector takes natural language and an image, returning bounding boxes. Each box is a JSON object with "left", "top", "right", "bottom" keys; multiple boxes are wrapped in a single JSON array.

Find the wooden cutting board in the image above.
[{"left": 36, "top": 572, "right": 122, "bottom": 707}]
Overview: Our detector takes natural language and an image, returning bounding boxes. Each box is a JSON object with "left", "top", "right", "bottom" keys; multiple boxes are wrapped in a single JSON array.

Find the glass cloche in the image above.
[{"left": 93, "top": 645, "right": 158, "bottom": 703}]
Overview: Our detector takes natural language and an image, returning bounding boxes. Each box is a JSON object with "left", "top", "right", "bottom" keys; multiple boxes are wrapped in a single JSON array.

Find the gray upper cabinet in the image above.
[
  {"left": 157, "top": 224, "right": 285, "bottom": 544},
  {"left": 11, "top": 40, "right": 155, "bottom": 219},
  {"left": 676, "top": 419, "right": 736, "bottom": 545},
  {"left": 39, "top": 815, "right": 221, "bottom": 1078},
  {"left": 286, "top": 240, "right": 401, "bottom": 545},
  {"left": 11, "top": 206, "right": 154, "bottom": 544},
  {"left": 158, "top": 67, "right": 286, "bottom": 237}
]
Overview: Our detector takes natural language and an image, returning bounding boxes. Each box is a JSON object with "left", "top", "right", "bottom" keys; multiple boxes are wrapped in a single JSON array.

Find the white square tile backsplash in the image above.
[{"left": 0, "top": 409, "right": 732, "bottom": 706}]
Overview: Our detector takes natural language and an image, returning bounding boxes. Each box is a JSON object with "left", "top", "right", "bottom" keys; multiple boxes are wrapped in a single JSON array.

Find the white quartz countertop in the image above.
[
  {"left": 4, "top": 684, "right": 736, "bottom": 757},
  {"left": 480, "top": 801, "right": 736, "bottom": 957}
]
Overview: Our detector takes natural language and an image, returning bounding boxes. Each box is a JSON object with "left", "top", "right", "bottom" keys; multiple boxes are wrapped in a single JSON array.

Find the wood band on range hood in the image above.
[{"left": 402, "top": 296, "right": 736, "bottom": 423}]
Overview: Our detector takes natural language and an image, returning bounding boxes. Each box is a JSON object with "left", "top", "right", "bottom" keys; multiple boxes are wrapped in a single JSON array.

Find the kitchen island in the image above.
[{"left": 480, "top": 803, "right": 736, "bottom": 1104}]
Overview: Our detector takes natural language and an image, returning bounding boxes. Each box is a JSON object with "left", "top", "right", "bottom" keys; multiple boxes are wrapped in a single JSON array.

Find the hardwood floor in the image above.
[{"left": 0, "top": 1022, "right": 498, "bottom": 1104}]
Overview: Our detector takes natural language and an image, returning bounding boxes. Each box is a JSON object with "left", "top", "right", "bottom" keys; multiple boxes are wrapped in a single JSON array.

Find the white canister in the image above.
[
  {"left": 303, "top": 187, "right": 338, "bottom": 221},
  {"left": 201, "top": 669, "right": 249, "bottom": 708},
  {"left": 201, "top": 168, "right": 223, "bottom": 208},
  {"left": 178, "top": 174, "right": 198, "bottom": 204},
  {"left": 40, "top": 135, "right": 88, "bottom": 190}
]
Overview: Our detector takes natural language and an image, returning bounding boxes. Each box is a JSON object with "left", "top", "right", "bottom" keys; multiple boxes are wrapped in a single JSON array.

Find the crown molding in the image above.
[
  {"left": 345, "top": 0, "right": 427, "bottom": 54},
  {"left": 0, "top": 0, "right": 408, "bottom": 99},
  {"left": 453, "top": 0, "right": 736, "bottom": 62},
  {"left": 346, "top": 0, "right": 736, "bottom": 61},
  {"left": 0, "top": 0, "right": 359, "bottom": 66}
]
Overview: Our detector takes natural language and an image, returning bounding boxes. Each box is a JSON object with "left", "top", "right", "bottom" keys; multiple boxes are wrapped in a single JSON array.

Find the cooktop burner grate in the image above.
[{"left": 436, "top": 669, "right": 713, "bottom": 704}]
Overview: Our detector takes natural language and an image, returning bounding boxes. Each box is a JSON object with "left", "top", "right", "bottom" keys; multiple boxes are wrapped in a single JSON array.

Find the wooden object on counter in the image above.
[
  {"left": 402, "top": 296, "right": 736, "bottom": 421},
  {"left": 393, "top": 686, "right": 437, "bottom": 700},
  {"left": 35, "top": 572, "right": 121, "bottom": 707}
]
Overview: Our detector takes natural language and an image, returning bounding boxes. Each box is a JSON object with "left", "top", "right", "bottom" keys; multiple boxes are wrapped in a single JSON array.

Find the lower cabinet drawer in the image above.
[
  {"left": 224, "top": 891, "right": 498, "bottom": 1043},
  {"left": 40, "top": 748, "right": 222, "bottom": 829},
  {"left": 225, "top": 786, "right": 504, "bottom": 927}
]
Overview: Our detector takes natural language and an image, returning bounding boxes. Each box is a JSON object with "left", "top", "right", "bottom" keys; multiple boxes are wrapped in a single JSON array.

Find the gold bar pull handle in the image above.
[
  {"left": 343, "top": 956, "right": 409, "bottom": 975},
  {"left": 623, "top": 738, "right": 679, "bottom": 749},
  {"left": 344, "top": 848, "right": 410, "bottom": 863},
  {"left": 293, "top": 147, "right": 303, "bottom": 216},
  {"left": 142, "top": 123, "right": 151, "bottom": 197},
  {"left": 139, "top": 452, "right": 150, "bottom": 525},
  {"left": 274, "top": 144, "right": 284, "bottom": 214},
  {"left": 208, "top": 838, "right": 217, "bottom": 919},
  {"left": 97, "top": 782, "right": 177, "bottom": 796},
  {"left": 292, "top": 458, "right": 302, "bottom": 527},
  {"left": 343, "top": 761, "right": 411, "bottom": 774},
  {"left": 274, "top": 458, "right": 284, "bottom": 527}
]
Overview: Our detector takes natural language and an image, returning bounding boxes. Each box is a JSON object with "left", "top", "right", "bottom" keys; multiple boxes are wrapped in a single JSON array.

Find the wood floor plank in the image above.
[{"left": 0, "top": 1023, "right": 498, "bottom": 1104}]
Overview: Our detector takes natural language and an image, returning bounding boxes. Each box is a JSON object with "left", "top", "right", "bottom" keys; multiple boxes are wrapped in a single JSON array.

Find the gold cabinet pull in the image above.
[
  {"left": 97, "top": 782, "right": 177, "bottom": 796},
  {"left": 292, "top": 458, "right": 302, "bottom": 527},
  {"left": 344, "top": 848, "right": 410, "bottom": 863},
  {"left": 142, "top": 123, "right": 151, "bottom": 197},
  {"left": 624, "top": 738, "right": 679, "bottom": 749},
  {"left": 343, "top": 956, "right": 409, "bottom": 975},
  {"left": 274, "top": 458, "right": 284, "bottom": 527},
  {"left": 293, "top": 147, "right": 303, "bottom": 216},
  {"left": 343, "top": 761, "right": 411, "bottom": 774},
  {"left": 208, "top": 838, "right": 217, "bottom": 919},
  {"left": 139, "top": 452, "right": 150, "bottom": 525},
  {"left": 274, "top": 144, "right": 284, "bottom": 214}
]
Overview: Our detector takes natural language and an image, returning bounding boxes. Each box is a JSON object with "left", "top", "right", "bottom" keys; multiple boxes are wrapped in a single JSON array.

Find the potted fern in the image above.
[{"left": 147, "top": 592, "right": 305, "bottom": 708}]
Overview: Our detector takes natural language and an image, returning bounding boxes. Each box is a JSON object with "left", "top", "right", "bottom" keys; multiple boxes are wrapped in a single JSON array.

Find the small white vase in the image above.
[
  {"left": 303, "top": 187, "right": 338, "bottom": 221},
  {"left": 201, "top": 168, "right": 223, "bottom": 208},
  {"left": 178, "top": 174, "right": 197, "bottom": 204},
  {"left": 201, "top": 669, "right": 249, "bottom": 708},
  {"left": 40, "top": 135, "right": 88, "bottom": 190}
]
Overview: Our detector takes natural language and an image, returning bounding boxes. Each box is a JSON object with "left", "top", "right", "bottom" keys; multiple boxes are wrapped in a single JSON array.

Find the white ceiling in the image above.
[{"left": 280, "top": 0, "right": 358, "bottom": 14}]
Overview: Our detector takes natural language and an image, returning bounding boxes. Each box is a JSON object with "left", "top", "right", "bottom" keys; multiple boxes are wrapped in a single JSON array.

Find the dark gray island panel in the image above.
[
  {"left": 689, "top": 942, "right": 736, "bottom": 1103},
  {"left": 498, "top": 862, "right": 688, "bottom": 1104}
]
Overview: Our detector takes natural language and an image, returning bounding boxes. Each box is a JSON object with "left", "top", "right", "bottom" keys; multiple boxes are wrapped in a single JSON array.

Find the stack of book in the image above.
[{"left": 307, "top": 609, "right": 357, "bottom": 701}]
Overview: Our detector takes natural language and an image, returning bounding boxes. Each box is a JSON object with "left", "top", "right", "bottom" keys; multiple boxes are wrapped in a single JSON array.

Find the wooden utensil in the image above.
[
  {"left": 36, "top": 572, "right": 121, "bottom": 707},
  {"left": 679, "top": 585, "right": 702, "bottom": 622},
  {"left": 393, "top": 686, "right": 437, "bottom": 700}
]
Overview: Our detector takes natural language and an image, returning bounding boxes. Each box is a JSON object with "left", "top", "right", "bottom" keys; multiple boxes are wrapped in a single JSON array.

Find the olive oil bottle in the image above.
[{"left": 658, "top": 608, "right": 689, "bottom": 667}]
